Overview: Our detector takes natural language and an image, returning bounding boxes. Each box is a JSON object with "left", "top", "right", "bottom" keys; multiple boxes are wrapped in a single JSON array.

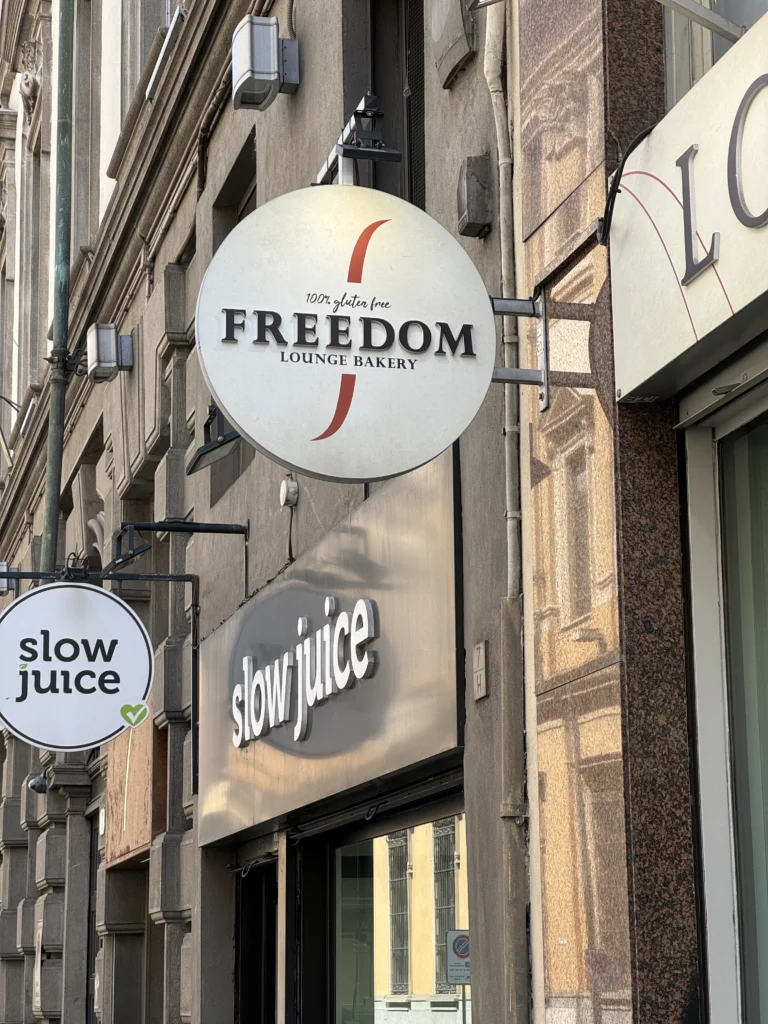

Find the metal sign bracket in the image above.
[
  {"left": 106, "top": 519, "right": 250, "bottom": 600},
  {"left": 491, "top": 293, "right": 597, "bottom": 412}
]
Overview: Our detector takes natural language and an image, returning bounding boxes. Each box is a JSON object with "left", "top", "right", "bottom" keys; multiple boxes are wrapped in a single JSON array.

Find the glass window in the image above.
[
  {"left": 335, "top": 814, "right": 470, "bottom": 1023},
  {"left": 388, "top": 831, "right": 409, "bottom": 994},
  {"left": 720, "top": 413, "right": 768, "bottom": 1022},
  {"left": 432, "top": 818, "right": 456, "bottom": 994},
  {"left": 665, "top": 0, "right": 768, "bottom": 108}
]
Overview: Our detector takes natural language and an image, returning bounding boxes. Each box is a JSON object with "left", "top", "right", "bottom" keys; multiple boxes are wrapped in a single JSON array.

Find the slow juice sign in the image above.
[
  {"left": 195, "top": 185, "right": 496, "bottom": 482},
  {"left": 0, "top": 583, "right": 153, "bottom": 750}
]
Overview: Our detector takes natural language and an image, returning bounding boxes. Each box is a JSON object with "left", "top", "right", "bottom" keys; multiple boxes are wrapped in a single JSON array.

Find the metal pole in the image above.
[
  {"left": 462, "top": 984, "right": 467, "bottom": 1024},
  {"left": 40, "top": 0, "right": 75, "bottom": 573}
]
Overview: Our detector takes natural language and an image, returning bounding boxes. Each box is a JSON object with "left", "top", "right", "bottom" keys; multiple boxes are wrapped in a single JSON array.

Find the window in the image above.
[
  {"left": 208, "top": 130, "right": 258, "bottom": 506},
  {"left": 73, "top": 0, "right": 102, "bottom": 251},
  {"left": 370, "top": 0, "right": 425, "bottom": 208},
  {"left": 720, "top": 414, "right": 768, "bottom": 1023},
  {"left": 387, "top": 831, "right": 409, "bottom": 994},
  {"left": 685, "top": 387, "right": 768, "bottom": 1022},
  {"left": 432, "top": 818, "right": 456, "bottom": 993},
  {"left": 121, "top": 0, "right": 171, "bottom": 121},
  {"left": 333, "top": 813, "right": 469, "bottom": 1022},
  {"left": 664, "top": 0, "right": 768, "bottom": 108}
]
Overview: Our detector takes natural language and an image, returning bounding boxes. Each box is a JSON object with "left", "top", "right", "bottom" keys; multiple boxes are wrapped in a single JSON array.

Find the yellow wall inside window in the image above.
[{"left": 373, "top": 815, "right": 470, "bottom": 999}]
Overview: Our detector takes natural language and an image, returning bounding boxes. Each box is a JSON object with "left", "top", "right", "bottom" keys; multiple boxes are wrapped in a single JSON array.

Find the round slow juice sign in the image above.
[
  {"left": 0, "top": 584, "right": 153, "bottom": 750},
  {"left": 195, "top": 185, "right": 496, "bottom": 482}
]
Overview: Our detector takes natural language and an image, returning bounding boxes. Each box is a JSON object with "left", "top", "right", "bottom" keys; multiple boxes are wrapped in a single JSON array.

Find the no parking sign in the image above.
[{"left": 447, "top": 929, "right": 471, "bottom": 985}]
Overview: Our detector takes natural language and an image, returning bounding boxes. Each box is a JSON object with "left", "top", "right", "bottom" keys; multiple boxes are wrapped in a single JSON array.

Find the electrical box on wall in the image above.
[
  {"left": 432, "top": 0, "right": 476, "bottom": 89},
  {"left": 458, "top": 155, "right": 492, "bottom": 238}
]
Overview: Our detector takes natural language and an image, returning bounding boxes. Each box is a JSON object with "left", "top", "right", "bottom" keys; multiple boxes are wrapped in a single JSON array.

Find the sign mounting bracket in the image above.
[
  {"left": 491, "top": 293, "right": 599, "bottom": 411},
  {"left": 106, "top": 519, "right": 250, "bottom": 600}
]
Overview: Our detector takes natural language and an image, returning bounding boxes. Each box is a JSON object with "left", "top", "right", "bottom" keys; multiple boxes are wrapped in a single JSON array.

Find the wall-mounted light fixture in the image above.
[
  {"left": 86, "top": 325, "right": 134, "bottom": 383},
  {"left": 232, "top": 16, "right": 300, "bottom": 112},
  {"left": 186, "top": 404, "right": 242, "bottom": 475}
]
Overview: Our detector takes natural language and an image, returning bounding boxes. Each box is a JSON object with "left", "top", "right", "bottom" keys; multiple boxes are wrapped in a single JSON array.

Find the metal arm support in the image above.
[
  {"left": 109, "top": 519, "right": 250, "bottom": 600},
  {"left": 490, "top": 292, "right": 598, "bottom": 410}
]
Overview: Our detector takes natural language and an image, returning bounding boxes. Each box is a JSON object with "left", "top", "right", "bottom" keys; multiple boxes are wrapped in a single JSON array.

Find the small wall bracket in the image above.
[
  {"left": 491, "top": 293, "right": 598, "bottom": 411},
  {"left": 491, "top": 294, "right": 549, "bottom": 411}
]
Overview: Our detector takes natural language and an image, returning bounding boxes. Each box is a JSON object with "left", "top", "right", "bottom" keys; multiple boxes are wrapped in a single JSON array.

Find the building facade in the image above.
[{"left": 0, "top": 0, "right": 764, "bottom": 1023}]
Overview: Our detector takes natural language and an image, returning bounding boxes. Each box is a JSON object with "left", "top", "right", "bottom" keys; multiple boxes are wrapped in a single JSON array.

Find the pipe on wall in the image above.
[{"left": 485, "top": 5, "right": 530, "bottom": 1024}]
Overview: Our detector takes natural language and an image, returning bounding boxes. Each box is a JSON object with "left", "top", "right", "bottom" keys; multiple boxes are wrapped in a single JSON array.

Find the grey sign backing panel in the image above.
[{"left": 198, "top": 451, "right": 459, "bottom": 846}]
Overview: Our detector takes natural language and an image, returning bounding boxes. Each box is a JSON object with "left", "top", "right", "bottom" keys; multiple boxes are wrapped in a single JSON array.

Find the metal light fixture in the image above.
[
  {"left": 186, "top": 404, "right": 242, "bottom": 475},
  {"left": 232, "top": 16, "right": 300, "bottom": 112},
  {"left": 86, "top": 324, "right": 134, "bottom": 383}
]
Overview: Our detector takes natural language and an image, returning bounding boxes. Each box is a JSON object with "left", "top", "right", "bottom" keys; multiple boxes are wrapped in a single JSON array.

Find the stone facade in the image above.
[{"left": 0, "top": 0, "right": 716, "bottom": 1023}]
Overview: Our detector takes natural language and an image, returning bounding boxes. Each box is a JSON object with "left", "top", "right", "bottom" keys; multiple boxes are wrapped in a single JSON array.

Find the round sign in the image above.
[
  {"left": 195, "top": 185, "right": 496, "bottom": 481},
  {"left": 0, "top": 584, "right": 154, "bottom": 751}
]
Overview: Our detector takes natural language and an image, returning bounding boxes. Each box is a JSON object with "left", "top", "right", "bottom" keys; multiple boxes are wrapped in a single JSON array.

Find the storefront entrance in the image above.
[{"left": 236, "top": 861, "right": 278, "bottom": 1023}]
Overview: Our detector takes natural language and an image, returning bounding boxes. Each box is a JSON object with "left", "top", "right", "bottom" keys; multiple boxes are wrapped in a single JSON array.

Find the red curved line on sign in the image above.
[
  {"left": 623, "top": 170, "right": 735, "bottom": 315},
  {"left": 348, "top": 220, "right": 390, "bottom": 283},
  {"left": 312, "top": 374, "right": 357, "bottom": 440},
  {"left": 620, "top": 184, "right": 698, "bottom": 342}
]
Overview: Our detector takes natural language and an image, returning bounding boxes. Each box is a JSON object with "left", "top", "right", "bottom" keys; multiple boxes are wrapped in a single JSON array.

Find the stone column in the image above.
[
  {"left": 0, "top": 735, "right": 34, "bottom": 1022},
  {"left": 49, "top": 757, "right": 92, "bottom": 1024}
]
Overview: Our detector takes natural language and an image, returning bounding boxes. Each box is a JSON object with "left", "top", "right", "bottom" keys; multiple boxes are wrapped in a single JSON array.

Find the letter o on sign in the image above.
[
  {"left": 195, "top": 186, "right": 497, "bottom": 482},
  {"left": 0, "top": 583, "right": 153, "bottom": 750},
  {"left": 728, "top": 73, "right": 768, "bottom": 229}
]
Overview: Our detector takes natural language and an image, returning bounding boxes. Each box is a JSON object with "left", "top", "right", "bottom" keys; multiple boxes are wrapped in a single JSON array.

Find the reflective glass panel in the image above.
[
  {"left": 335, "top": 815, "right": 470, "bottom": 1023},
  {"left": 721, "top": 413, "right": 768, "bottom": 1023}
]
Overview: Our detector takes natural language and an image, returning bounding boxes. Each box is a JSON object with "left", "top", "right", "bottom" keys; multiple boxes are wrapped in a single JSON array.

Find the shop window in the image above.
[
  {"left": 334, "top": 813, "right": 469, "bottom": 1023},
  {"left": 387, "top": 831, "right": 409, "bottom": 994},
  {"left": 370, "top": 0, "right": 425, "bottom": 208},
  {"left": 720, "top": 414, "right": 768, "bottom": 1023},
  {"left": 664, "top": 0, "right": 768, "bottom": 109},
  {"left": 432, "top": 818, "right": 456, "bottom": 994}
]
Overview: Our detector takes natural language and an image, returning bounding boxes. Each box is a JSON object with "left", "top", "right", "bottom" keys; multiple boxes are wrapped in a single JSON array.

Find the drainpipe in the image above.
[
  {"left": 40, "top": 0, "right": 75, "bottom": 573},
  {"left": 484, "top": 5, "right": 530, "bottom": 1024}
]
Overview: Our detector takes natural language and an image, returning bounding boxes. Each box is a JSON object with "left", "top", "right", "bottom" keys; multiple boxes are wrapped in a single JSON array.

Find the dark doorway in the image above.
[{"left": 236, "top": 861, "right": 278, "bottom": 1023}]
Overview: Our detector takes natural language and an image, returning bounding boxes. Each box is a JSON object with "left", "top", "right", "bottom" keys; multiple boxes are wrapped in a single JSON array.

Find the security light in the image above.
[
  {"left": 186, "top": 404, "right": 242, "bottom": 475},
  {"left": 86, "top": 325, "right": 134, "bottom": 383},
  {"left": 232, "top": 16, "right": 300, "bottom": 112}
]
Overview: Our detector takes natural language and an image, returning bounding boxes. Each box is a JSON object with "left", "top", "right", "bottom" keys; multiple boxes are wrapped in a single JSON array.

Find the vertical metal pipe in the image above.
[{"left": 40, "top": 0, "right": 75, "bottom": 573}]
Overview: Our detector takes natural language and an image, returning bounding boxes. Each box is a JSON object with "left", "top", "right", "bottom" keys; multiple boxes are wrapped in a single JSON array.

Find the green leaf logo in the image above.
[
  {"left": 19, "top": 664, "right": 27, "bottom": 670},
  {"left": 120, "top": 703, "right": 149, "bottom": 729}
]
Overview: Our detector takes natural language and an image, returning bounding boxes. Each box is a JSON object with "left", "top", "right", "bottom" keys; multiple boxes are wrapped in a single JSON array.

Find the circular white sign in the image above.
[
  {"left": 195, "top": 186, "right": 496, "bottom": 481},
  {"left": 0, "top": 584, "right": 154, "bottom": 751}
]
